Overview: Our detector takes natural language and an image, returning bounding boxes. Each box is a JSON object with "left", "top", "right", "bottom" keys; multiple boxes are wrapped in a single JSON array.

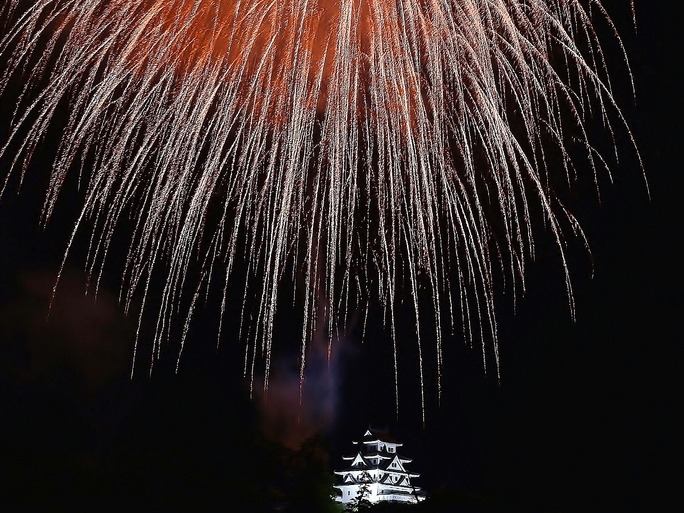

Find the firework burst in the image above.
[{"left": 0, "top": 0, "right": 641, "bottom": 418}]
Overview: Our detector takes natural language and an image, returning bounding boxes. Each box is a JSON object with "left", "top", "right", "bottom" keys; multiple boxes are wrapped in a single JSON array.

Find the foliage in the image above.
[
  {"left": 344, "top": 470, "right": 373, "bottom": 512},
  {"left": 277, "top": 434, "right": 342, "bottom": 513}
]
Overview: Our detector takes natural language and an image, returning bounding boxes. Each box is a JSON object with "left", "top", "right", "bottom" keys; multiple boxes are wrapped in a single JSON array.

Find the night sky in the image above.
[{"left": 0, "top": 3, "right": 676, "bottom": 512}]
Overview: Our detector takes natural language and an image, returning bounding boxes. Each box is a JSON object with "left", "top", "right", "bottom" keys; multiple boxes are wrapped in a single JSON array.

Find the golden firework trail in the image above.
[{"left": 0, "top": 0, "right": 642, "bottom": 420}]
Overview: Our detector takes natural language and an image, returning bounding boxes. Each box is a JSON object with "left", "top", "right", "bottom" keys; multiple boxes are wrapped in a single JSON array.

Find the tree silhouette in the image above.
[{"left": 346, "top": 470, "right": 373, "bottom": 512}]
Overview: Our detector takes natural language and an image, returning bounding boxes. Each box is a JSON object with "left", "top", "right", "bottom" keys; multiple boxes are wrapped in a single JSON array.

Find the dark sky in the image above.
[{"left": 0, "top": 3, "right": 676, "bottom": 512}]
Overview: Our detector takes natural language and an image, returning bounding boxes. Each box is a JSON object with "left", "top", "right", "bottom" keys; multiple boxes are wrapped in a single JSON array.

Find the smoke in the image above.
[
  {"left": 255, "top": 332, "right": 349, "bottom": 449},
  {"left": 0, "top": 268, "right": 132, "bottom": 393}
]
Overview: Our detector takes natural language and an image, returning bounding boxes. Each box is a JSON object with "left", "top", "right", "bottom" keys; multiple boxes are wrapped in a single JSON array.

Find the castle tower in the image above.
[{"left": 334, "top": 428, "right": 425, "bottom": 506}]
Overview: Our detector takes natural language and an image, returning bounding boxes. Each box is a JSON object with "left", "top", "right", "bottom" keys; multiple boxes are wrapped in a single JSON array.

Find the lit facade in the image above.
[{"left": 334, "top": 428, "right": 425, "bottom": 506}]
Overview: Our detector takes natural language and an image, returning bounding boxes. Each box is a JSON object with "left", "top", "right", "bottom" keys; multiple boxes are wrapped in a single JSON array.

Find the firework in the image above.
[{"left": 0, "top": 1, "right": 641, "bottom": 418}]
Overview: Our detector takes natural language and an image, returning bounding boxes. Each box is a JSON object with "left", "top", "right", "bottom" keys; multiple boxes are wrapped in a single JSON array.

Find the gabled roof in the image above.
[
  {"left": 350, "top": 452, "right": 367, "bottom": 467},
  {"left": 361, "top": 428, "right": 402, "bottom": 445},
  {"left": 337, "top": 451, "right": 420, "bottom": 474},
  {"left": 385, "top": 455, "right": 407, "bottom": 473}
]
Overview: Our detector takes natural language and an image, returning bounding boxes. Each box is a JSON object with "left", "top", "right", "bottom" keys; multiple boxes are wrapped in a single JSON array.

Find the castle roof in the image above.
[{"left": 358, "top": 428, "right": 401, "bottom": 445}]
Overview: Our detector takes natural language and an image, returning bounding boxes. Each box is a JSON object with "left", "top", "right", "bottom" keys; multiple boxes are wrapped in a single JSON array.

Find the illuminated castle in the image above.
[{"left": 334, "top": 428, "right": 426, "bottom": 506}]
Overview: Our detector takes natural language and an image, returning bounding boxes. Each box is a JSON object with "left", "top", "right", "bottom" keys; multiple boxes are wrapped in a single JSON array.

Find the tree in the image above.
[
  {"left": 280, "top": 434, "right": 342, "bottom": 513},
  {"left": 347, "top": 470, "right": 373, "bottom": 512}
]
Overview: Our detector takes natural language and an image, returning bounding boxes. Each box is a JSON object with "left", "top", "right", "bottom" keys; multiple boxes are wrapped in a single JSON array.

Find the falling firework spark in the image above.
[{"left": 0, "top": 0, "right": 641, "bottom": 419}]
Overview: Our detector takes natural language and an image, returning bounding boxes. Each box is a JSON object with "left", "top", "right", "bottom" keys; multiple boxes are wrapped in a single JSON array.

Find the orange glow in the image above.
[
  {"left": 130, "top": 1, "right": 363, "bottom": 113},
  {"left": 119, "top": 0, "right": 424, "bottom": 127}
]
